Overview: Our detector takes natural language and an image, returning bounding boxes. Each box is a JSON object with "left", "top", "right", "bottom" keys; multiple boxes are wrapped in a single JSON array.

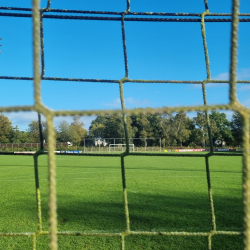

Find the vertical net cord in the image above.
[
  {"left": 47, "top": 115, "right": 58, "bottom": 250},
  {"left": 229, "top": 0, "right": 239, "bottom": 105},
  {"left": 47, "top": 0, "right": 51, "bottom": 9},
  {"left": 33, "top": 153, "right": 43, "bottom": 233},
  {"left": 40, "top": 12, "right": 45, "bottom": 78},
  {"left": 32, "top": 234, "right": 36, "bottom": 250},
  {"left": 202, "top": 83, "right": 216, "bottom": 246},
  {"left": 200, "top": 11, "right": 216, "bottom": 249},
  {"left": 119, "top": 15, "right": 131, "bottom": 241},
  {"left": 202, "top": 83, "right": 214, "bottom": 153},
  {"left": 121, "top": 14, "right": 129, "bottom": 78},
  {"left": 121, "top": 235, "right": 125, "bottom": 250},
  {"left": 201, "top": 11, "right": 211, "bottom": 80},
  {"left": 200, "top": 11, "right": 213, "bottom": 153},
  {"left": 119, "top": 81, "right": 131, "bottom": 235},
  {"left": 208, "top": 234, "right": 212, "bottom": 250},
  {"left": 120, "top": 12, "right": 130, "bottom": 153},
  {"left": 32, "top": 1, "right": 44, "bottom": 248},
  {"left": 204, "top": 0, "right": 209, "bottom": 12},
  {"left": 38, "top": 113, "right": 44, "bottom": 150},
  {"left": 119, "top": 81, "right": 130, "bottom": 153},
  {"left": 242, "top": 113, "right": 250, "bottom": 250},
  {"left": 33, "top": 0, "right": 58, "bottom": 249},
  {"left": 205, "top": 156, "right": 216, "bottom": 249},
  {"left": 32, "top": 0, "right": 42, "bottom": 107},
  {"left": 126, "top": 0, "right": 130, "bottom": 12},
  {"left": 121, "top": 155, "right": 130, "bottom": 249}
]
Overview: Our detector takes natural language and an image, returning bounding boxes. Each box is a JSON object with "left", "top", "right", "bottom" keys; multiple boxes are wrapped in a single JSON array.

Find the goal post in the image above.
[
  {"left": 84, "top": 137, "right": 161, "bottom": 153},
  {"left": 109, "top": 144, "right": 134, "bottom": 153}
]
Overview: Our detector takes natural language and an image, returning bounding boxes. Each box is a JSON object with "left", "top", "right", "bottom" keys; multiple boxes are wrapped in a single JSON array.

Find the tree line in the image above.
[
  {"left": 0, "top": 111, "right": 243, "bottom": 147},
  {"left": 0, "top": 115, "right": 87, "bottom": 146},
  {"left": 89, "top": 111, "right": 243, "bottom": 147}
]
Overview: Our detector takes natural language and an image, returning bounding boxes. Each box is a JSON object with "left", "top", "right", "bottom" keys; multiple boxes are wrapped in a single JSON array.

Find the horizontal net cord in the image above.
[
  {"left": 1, "top": 12, "right": 250, "bottom": 22},
  {"left": 1, "top": 76, "right": 250, "bottom": 84},
  {"left": 0, "top": 104, "right": 248, "bottom": 117},
  {"left": 0, "top": 6, "right": 250, "bottom": 17},
  {"left": 0, "top": 104, "right": 249, "bottom": 118},
  {"left": 0, "top": 230, "right": 243, "bottom": 237},
  {"left": 39, "top": 105, "right": 250, "bottom": 116}
]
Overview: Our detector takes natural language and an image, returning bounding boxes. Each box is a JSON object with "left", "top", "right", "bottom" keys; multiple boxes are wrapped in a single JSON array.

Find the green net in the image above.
[{"left": 0, "top": 0, "right": 250, "bottom": 249}]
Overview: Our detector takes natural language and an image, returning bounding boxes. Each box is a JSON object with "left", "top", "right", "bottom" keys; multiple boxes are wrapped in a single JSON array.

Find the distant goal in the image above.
[{"left": 109, "top": 144, "right": 134, "bottom": 153}]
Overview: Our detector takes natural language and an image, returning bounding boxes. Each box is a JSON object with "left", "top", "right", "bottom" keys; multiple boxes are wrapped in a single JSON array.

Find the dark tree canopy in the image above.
[{"left": 0, "top": 114, "right": 13, "bottom": 143}]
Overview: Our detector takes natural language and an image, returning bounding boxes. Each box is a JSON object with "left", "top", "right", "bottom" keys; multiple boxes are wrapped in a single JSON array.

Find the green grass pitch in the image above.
[{"left": 0, "top": 154, "right": 243, "bottom": 249}]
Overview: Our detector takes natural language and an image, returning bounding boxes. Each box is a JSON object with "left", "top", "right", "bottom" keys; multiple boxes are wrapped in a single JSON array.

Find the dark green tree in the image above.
[
  {"left": 70, "top": 116, "right": 88, "bottom": 145},
  {"left": 0, "top": 114, "right": 13, "bottom": 143},
  {"left": 89, "top": 115, "right": 106, "bottom": 138},
  {"left": 89, "top": 114, "right": 136, "bottom": 143},
  {"left": 230, "top": 112, "right": 243, "bottom": 146},
  {"left": 209, "top": 111, "right": 233, "bottom": 146},
  {"left": 27, "top": 120, "right": 47, "bottom": 143},
  {"left": 172, "top": 112, "right": 191, "bottom": 147},
  {"left": 193, "top": 112, "right": 218, "bottom": 147},
  {"left": 57, "top": 120, "right": 78, "bottom": 144},
  {"left": 129, "top": 112, "right": 153, "bottom": 146},
  {"left": 157, "top": 112, "right": 174, "bottom": 147}
]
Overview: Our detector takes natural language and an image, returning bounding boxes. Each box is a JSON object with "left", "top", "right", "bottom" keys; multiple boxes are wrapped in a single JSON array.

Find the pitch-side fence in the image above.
[{"left": 0, "top": 1, "right": 250, "bottom": 250}]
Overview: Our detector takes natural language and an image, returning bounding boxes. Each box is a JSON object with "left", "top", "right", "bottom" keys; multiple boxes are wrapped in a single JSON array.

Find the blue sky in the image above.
[{"left": 0, "top": 0, "right": 250, "bottom": 131}]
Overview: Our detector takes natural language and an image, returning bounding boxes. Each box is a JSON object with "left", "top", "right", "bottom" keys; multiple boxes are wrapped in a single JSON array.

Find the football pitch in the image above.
[{"left": 0, "top": 153, "right": 243, "bottom": 249}]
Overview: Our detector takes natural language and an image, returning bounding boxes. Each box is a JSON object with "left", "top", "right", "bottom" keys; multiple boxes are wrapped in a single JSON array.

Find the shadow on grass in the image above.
[
  {"left": 0, "top": 191, "right": 244, "bottom": 249},
  {"left": 1, "top": 190, "right": 243, "bottom": 232},
  {"left": 45, "top": 192, "right": 242, "bottom": 233}
]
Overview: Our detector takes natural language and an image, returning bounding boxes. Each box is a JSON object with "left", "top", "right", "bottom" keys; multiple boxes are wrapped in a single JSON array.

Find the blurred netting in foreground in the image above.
[{"left": 0, "top": 0, "right": 250, "bottom": 249}]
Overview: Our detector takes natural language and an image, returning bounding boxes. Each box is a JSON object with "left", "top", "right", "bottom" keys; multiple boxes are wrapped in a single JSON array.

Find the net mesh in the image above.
[{"left": 0, "top": 0, "right": 250, "bottom": 249}]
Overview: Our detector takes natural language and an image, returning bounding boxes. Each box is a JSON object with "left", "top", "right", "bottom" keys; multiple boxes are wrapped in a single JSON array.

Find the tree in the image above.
[
  {"left": 89, "top": 115, "right": 106, "bottom": 138},
  {"left": 209, "top": 111, "right": 233, "bottom": 146},
  {"left": 230, "top": 112, "right": 243, "bottom": 146},
  {"left": 17, "top": 131, "right": 30, "bottom": 143},
  {"left": 172, "top": 112, "right": 191, "bottom": 147},
  {"left": 57, "top": 120, "right": 77, "bottom": 143},
  {"left": 182, "top": 116, "right": 197, "bottom": 147},
  {"left": 129, "top": 112, "right": 153, "bottom": 146},
  {"left": 70, "top": 116, "right": 88, "bottom": 145},
  {"left": 27, "top": 120, "right": 47, "bottom": 143},
  {"left": 193, "top": 112, "right": 218, "bottom": 147},
  {"left": 56, "top": 117, "right": 88, "bottom": 145},
  {"left": 100, "top": 115, "right": 123, "bottom": 139},
  {"left": 158, "top": 112, "right": 174, "bottom": 146},
  {"left": 0, "top": 114, "right": 13, "bottom": 143},
  {"left": 89, "top": 114, "right": 136, "bottom": 143},
  {"left": 146, "top": 113, "right": 163, "bottom": 144}
]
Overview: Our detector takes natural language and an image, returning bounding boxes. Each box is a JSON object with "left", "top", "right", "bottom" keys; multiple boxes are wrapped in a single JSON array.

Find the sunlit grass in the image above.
[{"left": 0, "top": 154, "right": 243, "bottom": 249}]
